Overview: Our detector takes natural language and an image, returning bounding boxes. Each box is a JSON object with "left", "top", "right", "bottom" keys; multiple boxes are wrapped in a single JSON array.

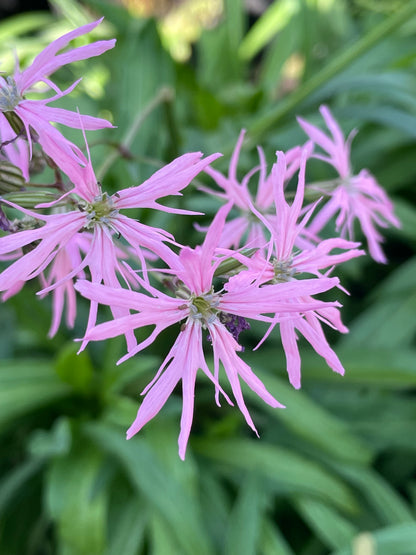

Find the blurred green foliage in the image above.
[{"left": 1, "top": 0, "right": 416, "bottom": 553}]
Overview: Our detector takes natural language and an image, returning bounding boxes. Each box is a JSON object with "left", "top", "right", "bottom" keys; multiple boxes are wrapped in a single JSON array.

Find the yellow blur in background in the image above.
[{"left": 122, "top": 0, "right": 224, "bottom": 61}]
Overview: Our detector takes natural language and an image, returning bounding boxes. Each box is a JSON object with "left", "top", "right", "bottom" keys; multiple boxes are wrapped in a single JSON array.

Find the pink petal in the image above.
[{"left": 16, "top": 19, "right": 115, "bottom": 92}]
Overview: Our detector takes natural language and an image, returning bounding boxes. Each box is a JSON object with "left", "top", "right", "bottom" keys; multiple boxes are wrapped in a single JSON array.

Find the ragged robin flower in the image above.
[
  {"left": 298, "top": 105, "right": 400, "bottom": 263},
  {"left": 0, "top": 143, "right": 220, "bottom": 344},
  {"left": 201, "top": 129, "right": 312, "bottom": 250},
  {"left": 229, "top": 149, "right": 364, "bottom": 389},
  {"left": 0, "top": 19, "right": 115, "bottom": 182},
  {"left": 75, "top": 203, "right": 343, "bottom": 459}
]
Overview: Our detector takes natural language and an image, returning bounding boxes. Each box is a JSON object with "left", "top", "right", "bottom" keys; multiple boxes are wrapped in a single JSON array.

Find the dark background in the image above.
[{"left": 0, "top": 0, "right": 49, "bottom": 18}]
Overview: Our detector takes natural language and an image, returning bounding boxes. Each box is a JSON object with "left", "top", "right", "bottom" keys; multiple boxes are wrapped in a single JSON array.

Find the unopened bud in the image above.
[
  {"left": 0, "top": 161, "right": 25, "bottom": 193},
  {"left": 213, "top": 247, "right": 258, "bottom": 277},
  {"left": 29, "top": 149, "right": 46, "bottom": 175},
  {"left": 3, "top": 190, "right": 60, "bottom": 209}
]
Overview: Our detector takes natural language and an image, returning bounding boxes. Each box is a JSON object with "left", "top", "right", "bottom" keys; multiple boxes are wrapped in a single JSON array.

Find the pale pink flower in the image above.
[
  {"left": 0, "top": 19, "right": 115, "bottom": 180},
  {"left": 0, "top": 150, "right": 219, "bottom": 341},
  {"left": 38, "top": 232, "right": 95, "bottom": 337},
  {"left": 298, "top": 105, "right": 400, "bottom": 263},
  {"left": 230, "top": 150, "right": 364, "bottom": 389},
  {"left": 202, "top": 129, "right": 310, "bottom": 249},
  {"left": 75, "top": 203, "right": 342, "bottom": 459}
]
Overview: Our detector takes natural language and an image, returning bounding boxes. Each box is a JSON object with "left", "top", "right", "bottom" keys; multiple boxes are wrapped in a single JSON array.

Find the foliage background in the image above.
[{"left": 1, "top": 0, "right": 416, "bottom": 554}]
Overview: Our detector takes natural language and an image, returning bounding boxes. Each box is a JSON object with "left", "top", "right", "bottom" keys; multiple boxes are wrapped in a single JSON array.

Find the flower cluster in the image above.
[{"left": 0, "top": 21, "right": 399, "bottom": 458}]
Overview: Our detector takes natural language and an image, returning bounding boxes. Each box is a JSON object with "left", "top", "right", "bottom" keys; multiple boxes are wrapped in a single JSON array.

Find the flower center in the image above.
[
  {"left": 189, "top": 290, "right": 220, "bottom": 326},
  {"left": 272, "top": 257, "right": 296, "bottom": 283},
  {"left": 81, "top": 192, "right": 119, "bottom": 230},
  {"left": 0, "top": 76, "right": 22, "bottom": 112}
]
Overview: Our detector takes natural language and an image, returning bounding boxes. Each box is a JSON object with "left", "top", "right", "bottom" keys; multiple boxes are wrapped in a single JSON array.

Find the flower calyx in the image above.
[
  {"left": 0, "top": 76, "right": 22, "bottom": 113},
  {"left": 189, "top": 289, "right": 220, "bottom": 326},
  {"left": 272, "top": 257, "right": 296, "bottom": 283},
  {"left": 79, "top": 191, "right": 119, "bottom": 230}
]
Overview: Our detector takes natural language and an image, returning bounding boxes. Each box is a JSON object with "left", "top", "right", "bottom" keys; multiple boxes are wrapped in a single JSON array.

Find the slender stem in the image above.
[
  {"left": 96, "top": 86, "right": 175, "bottom": 181},
  {"left": 245, "top": 1, "right": 416, "bottom": 145}
]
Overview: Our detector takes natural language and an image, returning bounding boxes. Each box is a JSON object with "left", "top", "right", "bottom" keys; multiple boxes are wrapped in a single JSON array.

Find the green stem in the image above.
[
  {"left": 96, "top": 86, "right": 175, "bottom": 181},
  {"left": 246, "top": 1, "right": 416, "bottom": 144}
]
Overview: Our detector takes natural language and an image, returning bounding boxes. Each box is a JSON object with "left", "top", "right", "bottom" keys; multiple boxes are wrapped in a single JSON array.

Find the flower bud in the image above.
[
  {"left": 3, "top": 190, "right": 60, "bottom": 208},
  {"left": 0, "top": 161, "right": 25, "bottom": 193}
]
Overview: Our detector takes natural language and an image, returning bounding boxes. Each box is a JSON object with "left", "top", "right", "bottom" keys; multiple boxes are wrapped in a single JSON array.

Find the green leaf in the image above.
[
  {"left": 81, "top": 0, "right": 132, "bottom": 30},
  {"left": 224, "top": 472, "right": 266, "bottom": 555},
  {"left": 239, "top": 0, "right": 300, "bottom": 60},
  {"left": 0, "top": 458, "right": 44, "bottom": 514},
  {"left": 369, "top": 255, "right": 416, "bottom": 299},
  {"left": 194, "top": 438, "right": 358, "bottom": 514},
  {"left": 341, "top": 291, "right": 416, "bottom": 350},
  {"left": 109, "top": 19, "right": 174, "bottom": 160},
  {"left": 0, "top": 359, "right": 70, "bottom": 430},
  {"left": 149, "top": 513, "right": 183, "bottom": 555},
  {"left": 307, "top": 72, "right": 416, "bottom": 110},
  {"left": 259, "top": 518, "right": 295, "bottom": 555},
  {"left": 390, "top": 199, "right": 416, "bottom": 242},
  {"left": 258, "top": 13, "right": 302, "bottom": 94},
  {"left": 49, "top": 0, "right": 92, "bottom": 27},
  {"left": 55, "top": 343, "right": 94, "bottom": 394},
  {"left": 245, "top": 366, "right": 372, "bottom": 465},
  {"left": 105, "top": 497, "right": 147, "bottom": 555},
  {"left": 101, "top": 394, "right": 139, "bottom": 428},
  {"left": 295, "top": 497, "right": 357, "bottom": 550},
  {"left": 339, "top": 257, "right": 416, "bottom": 350},
  {"left": 84, "top": 421, "right": 215, "bottom": 555},
  {"left": 302, "top": 347, "right": 416, "bottom": 388},
  {"left": 103, "top": 353, "right": 159, "bottom": 394},
  {"left": 28, "top": 417, "right": 72, "bottom": 459},
  {"left": 246, "top": 2, "right": 416, "bottom": 142},
  {"left": 146, "top": 418, "right": 200, "bottom": 495},
  {"left": 0, "top": 12, "right": 53, "bottom": 43},
  {"left": 331, "top": 523, "right": 416, "bottom": 555},
  {"left": 45, "top": 443, "right": 108, "bottom": 555},
  {"left": 339, "top": 104, "right": 416, "bottom": 138},
  {"left": 199, "top": 468, "right": 232, "bottom": 550},
  {"left": 334, "top": 465, "right": 414, "bottom": 526}
]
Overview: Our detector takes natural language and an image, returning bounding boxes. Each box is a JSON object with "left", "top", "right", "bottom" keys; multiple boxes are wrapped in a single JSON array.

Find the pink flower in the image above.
[
  {"left": 0, "top": 19, "right": 115, "bottom": 180},
  {"left": 229, "top": 149, "right": 364, "bottom": 388},
  {"left": 75, "top": 203, "right": 342, "bottom": 459},
  {"left": 298, "top": 105, "right": 400, "bottom": 263},
  {"left": 0, "top": 150, "right": 219, "bottom": 341},
  {"left": 202, "top": 129, "right": 309, "bottom": 249}
]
